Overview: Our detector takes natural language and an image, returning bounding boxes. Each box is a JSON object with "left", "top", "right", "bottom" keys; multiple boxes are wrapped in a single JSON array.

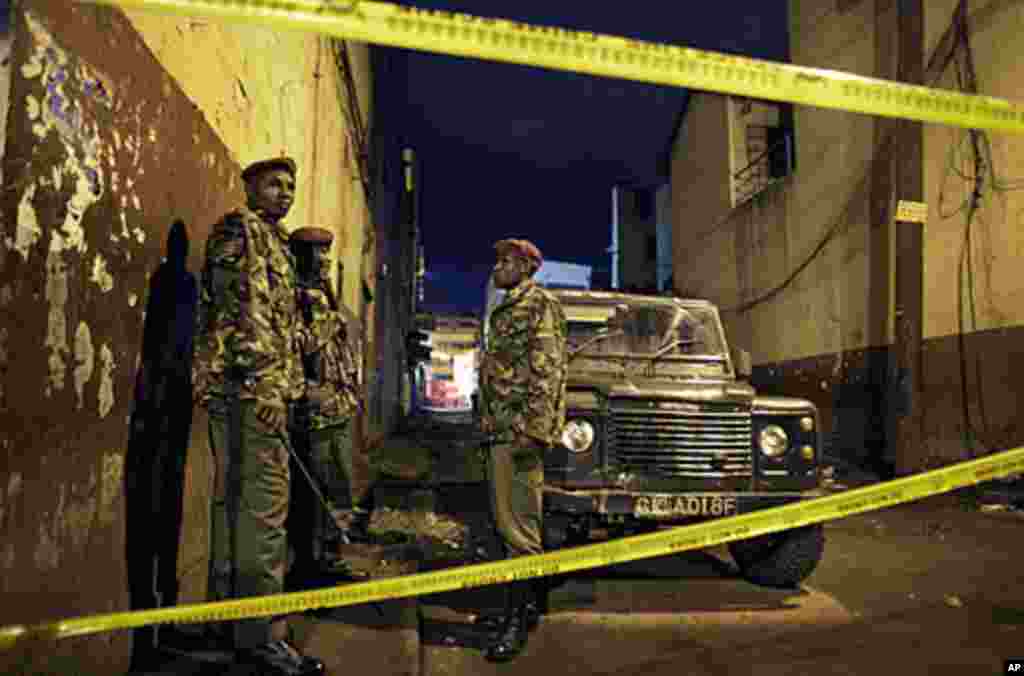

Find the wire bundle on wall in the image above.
[{"left": 936, "top": 0, "right": 1024, "bottom": 459}]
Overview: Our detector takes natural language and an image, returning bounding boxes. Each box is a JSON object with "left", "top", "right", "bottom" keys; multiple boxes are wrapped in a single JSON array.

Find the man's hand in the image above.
[{"left": 255, "top": 403, "right": 287, "bottom": 433}]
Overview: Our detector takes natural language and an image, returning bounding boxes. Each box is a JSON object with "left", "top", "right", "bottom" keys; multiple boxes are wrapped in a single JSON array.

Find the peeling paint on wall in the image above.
[
  {"left": 12, "top": 183, "right": 41, "bottom": 262},
  {"left": 20, "top": 14, "right": 119, "bottom": 397},
  {"left": 65, "top": 469, "right": 98, "bottom": 551},
  {"left": 100, "top": 453, "right": 123, "bottom": 525},
  {"left": 44, "top": 235, "right": 70, "bottom": 396},
  {"left": 90, "top": 253, "right": 114, "bottom": 292},
  {"left": 98, "top": 344, "right": 115, "bottom": 418},
  {"left": 73, "top": 321, "right": 95, "bottom": 410},
  {"left": 34, "top": 483, "right": 65, "bottom": 571}
]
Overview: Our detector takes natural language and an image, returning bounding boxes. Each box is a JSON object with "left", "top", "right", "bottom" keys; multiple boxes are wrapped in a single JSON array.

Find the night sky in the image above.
[{"left": 387, "top": 1, "right": 791, "bottom": 315}]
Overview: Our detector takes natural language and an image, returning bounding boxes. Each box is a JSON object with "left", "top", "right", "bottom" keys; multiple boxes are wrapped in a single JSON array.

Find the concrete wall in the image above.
[
  {"left": 919, "top": 0, "right": 1024, "bottom": 460},
  {"left": 670, "top": 0, "right": 1024, "bottom": 472},
  {"left": 0, "top": 4, "right": 377, "bottom": 673},
  {"left": 617, "top": 187, "right": 658, "bottom": 291},
  {"left": 676, "top": 0, "right": 882, "bottom": 362},
  {"left": 122, "top": 9, "right": 374, "bottom": 319},
  {"left": 669, "top": 92, "right": 734, "bottom": 300}
]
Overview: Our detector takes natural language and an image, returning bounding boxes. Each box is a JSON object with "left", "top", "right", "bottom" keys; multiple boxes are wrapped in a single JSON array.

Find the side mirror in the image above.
[{"left": 733, "top": 348, "right": 752, "bottom": 379}]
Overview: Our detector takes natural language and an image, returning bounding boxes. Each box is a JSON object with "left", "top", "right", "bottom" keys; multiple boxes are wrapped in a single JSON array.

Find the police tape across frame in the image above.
[
  {"left": 72, "top": 0, "right": 1024, "bottom": 135},
  {"left": 2, "top": 445, "right": 1023, "bottom": 651}
]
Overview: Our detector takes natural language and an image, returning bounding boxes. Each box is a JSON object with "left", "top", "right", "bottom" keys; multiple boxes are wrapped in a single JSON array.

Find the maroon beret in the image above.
[
  {"left": 494, "top": 238, "right": 543, "bottom": 267},
  {"left": 241, "top": 156, "right": 297, "bottom": 183},
  {"left": 289, "top": 227, "right": 334, "bottom": 246}
]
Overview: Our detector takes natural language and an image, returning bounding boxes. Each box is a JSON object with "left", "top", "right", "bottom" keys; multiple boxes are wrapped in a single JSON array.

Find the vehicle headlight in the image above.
[
  {"left": 758, "top": 425, "right": 789, "bottom": 458},
  {"left": 561, "top": 419, "right": 595, "bottom": 453}
]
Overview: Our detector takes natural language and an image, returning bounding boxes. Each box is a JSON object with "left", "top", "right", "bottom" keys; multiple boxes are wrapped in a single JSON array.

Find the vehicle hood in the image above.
[{"left": 567, "top": 375, "right": 755, "bottom": 407}]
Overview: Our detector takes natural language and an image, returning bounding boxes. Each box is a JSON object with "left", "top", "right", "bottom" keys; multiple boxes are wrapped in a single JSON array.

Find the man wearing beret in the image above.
[
  {"left": 477, "top": 238, "right": 568, "bottom": 662},
  {"left": 191, "top": 157, "right": 324, "bottom": 675},
  {"left": 285, "top": 226, "right": 367, "bottom": 588}
]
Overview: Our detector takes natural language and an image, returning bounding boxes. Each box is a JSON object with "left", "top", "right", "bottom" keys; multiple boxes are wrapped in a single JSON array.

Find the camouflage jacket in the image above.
[
  {"left": 479, "top": 278, "right": 568, "bottom": 447},
  {"left": 297, "top": 287, "right": 363, "bottom": 430},
  {"left": 192, "top": 206, "right": 305, "bottom": 409}
]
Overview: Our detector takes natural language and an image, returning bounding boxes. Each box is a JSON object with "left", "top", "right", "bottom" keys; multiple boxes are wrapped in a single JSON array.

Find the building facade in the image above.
[{"left": 669, "top": 0, "right": 1024, "bottom": 475}]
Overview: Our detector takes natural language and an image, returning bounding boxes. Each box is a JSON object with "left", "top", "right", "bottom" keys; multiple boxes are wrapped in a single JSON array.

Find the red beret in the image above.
[
  {"left": 289, "top": 227, "right": 334, "bottom": 245},
  {"left": 241, "top": 156, "right": 297, "bottom": 183},
  {"left": 494, "top": 238, "right": 543, "bottom": 267}
]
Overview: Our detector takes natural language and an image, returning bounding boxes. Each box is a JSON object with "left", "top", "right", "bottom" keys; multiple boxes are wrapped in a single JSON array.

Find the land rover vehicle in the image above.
[{"left": 481, "top": 288, "right": 826, "bottom": 588}]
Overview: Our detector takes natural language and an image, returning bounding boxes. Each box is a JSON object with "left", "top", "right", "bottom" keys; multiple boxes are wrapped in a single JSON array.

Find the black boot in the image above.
[
  {"left": 474, "top": 598, "right": 539, "bottom": 633},
  {"left": 235, "top": 639, "right": 324, "bottom": 675},
  {"left": 484, "top": 583, "right": 532, "bottom": 662},
  {"left": 347, "top": 506, "right": 372, "bottom": 543}
]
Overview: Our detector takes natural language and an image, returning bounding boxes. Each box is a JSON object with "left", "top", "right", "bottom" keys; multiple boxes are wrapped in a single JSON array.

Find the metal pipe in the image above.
[{"left": 611, "top": 185, "right": 619, "bottom": 289}]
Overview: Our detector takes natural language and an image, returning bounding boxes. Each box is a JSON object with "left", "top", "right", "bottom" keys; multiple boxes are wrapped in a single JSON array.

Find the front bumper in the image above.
[{"left": 543, "top": 487, "right": 824, "bottom": 523}]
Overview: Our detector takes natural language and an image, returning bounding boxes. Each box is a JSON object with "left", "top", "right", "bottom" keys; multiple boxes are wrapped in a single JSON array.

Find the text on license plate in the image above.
[{"left": 635, "top": 494, "right": 738, "bottom": 518}]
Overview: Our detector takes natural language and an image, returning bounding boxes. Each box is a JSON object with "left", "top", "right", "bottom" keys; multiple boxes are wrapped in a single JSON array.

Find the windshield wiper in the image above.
[
  {"left": 648, "top": 338, "right": 698, "bottom": 361},
  {"left": 568, "top": 329, "right": 625, "bottom": 361},
  {"left": 643, "top": 336, "right": 728, "bottom": 373}
]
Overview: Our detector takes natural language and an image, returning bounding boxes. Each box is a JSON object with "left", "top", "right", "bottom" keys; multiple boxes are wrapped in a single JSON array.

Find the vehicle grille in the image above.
[{"left": 609, "top": 400, "right": 753, "bottom": 478}]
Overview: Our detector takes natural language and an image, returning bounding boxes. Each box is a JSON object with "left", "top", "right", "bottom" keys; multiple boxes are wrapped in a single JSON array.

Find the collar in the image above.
[
  {"left": 497, "top": 278, "right": 536, "bottom": 310},
  {"left": 242, "top": 206, "right": 290, "bottom": 244}
]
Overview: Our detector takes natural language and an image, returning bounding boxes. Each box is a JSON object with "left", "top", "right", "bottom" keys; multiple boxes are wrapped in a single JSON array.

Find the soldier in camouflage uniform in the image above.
[
  {"left": 286, "top": 227, "right": 366, "bottom": 587},
  {"left": 477, "top": 238, "right": 568, "bottom": 662},
  {"left": 191, "top": 157, "right": 324, "bottom": 676}
]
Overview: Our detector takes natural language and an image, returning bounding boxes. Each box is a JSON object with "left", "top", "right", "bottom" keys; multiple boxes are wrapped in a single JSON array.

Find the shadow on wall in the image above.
[{"left": 123, "top": 220, "right": 198, "bottom": 669}]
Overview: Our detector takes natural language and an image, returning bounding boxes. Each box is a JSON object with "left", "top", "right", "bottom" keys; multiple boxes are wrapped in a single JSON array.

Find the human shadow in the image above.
[{"left": 123, "top": 220, "right": 198, "bottom": 671}]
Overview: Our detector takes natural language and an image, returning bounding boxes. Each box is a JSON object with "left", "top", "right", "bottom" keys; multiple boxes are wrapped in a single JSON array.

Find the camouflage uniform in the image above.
[
  {"left": 289, "top": 275, "right": 364, "bottom": 569},
  {"left": 192, "top": 200, "right": 304, "bottom": 648},
  {"left": 479, "top": 277, "right": 568, "bottom": 556}
]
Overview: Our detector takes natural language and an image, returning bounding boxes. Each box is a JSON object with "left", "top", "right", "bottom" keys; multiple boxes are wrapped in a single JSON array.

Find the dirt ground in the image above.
[{"left": 126, "top": 425, "right": 1024, "bottom": 676}]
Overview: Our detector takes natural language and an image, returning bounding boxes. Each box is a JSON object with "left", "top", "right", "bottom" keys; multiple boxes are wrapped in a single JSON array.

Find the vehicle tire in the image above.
[{"left": 728, "top": 524, "right": 825, "bottom": 588}]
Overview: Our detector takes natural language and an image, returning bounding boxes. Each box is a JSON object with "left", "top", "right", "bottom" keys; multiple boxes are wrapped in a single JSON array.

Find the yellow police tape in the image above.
[
  {"left": 2, "top": 445, "right": 1023, "bottom": 651},
  {"left": 74, "top": 0, "right": 1024, "bottom": 134}
]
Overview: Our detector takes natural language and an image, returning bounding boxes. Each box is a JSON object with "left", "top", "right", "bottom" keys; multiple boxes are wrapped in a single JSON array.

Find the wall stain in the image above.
[
  {"left": 98, "top": 344, "right": 115, "bottom": 418},
  {"left": 100, "top": 452, "right": 123, "bottom": 525},
  {"left": 73, "top": 321, "right": 94, "bottom": 410},
  {"left": 90, "top": 252, "right": 113, "bottom": 292},
  {"left": 12, "top": 182, "right": 41, "bottom": 262},
  {"left": 65, "top": 468, "right": 98, "bottom": 552},
  {"left": 0, "top": 325, "right": 8, "bottom": 411},
  {"left": 34, "top": 482, "right": 65, "bottom": 571}
]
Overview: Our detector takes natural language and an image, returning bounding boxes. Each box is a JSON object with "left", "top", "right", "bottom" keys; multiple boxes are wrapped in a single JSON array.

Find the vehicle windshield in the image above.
[{"left": 562, "top": 298, "right": 726, "bottom": 359}]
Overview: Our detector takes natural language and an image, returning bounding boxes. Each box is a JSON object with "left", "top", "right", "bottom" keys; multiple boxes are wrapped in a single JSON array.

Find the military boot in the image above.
[
  {"left": 235, "top": 639, "right": 324, "bottom": 675},
  {"left": 346, "top": 506, "right": 372, "bottom": 543},
  {"left": 483, "top": 582, "right": 533, "bottom": 662}
]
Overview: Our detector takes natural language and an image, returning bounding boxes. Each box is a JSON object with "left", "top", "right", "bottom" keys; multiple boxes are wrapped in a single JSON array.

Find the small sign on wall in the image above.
[{"left": 896, "top": 200, "right": 927, "bottom": 224}]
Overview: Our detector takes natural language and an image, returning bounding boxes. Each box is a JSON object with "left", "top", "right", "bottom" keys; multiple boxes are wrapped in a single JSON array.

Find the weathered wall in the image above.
[
  {"left": 0, "top": 4, "right": 378, "bottom": 674},
  {"left": 670, "top": 0, "right": 1024, "bottom": 471},
  {"left": 669, "top": 92, "right": 737, "bottom": 302},
  {"left": 669, "top": 0, "right": 889, "bottom": 470},
  {"left": 121, "top": 10, "right": 374, "bottom": 322},
  {"left": 617, "top": 187, "right": 658, "bottom": 291},
  {"left": 681, "top": 0, "right": 882, "bottom": 363},
  {"left": 0, "top": 6, "right": 238, "bottom": 673},
  {"left": 918, "top": 0, "right": 1024, "bottom": 459}
]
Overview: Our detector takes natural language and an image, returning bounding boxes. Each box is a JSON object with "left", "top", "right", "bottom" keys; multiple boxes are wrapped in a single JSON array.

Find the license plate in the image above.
[{"left": 634, "top": 494, "right": 738, "bottom": 518}]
